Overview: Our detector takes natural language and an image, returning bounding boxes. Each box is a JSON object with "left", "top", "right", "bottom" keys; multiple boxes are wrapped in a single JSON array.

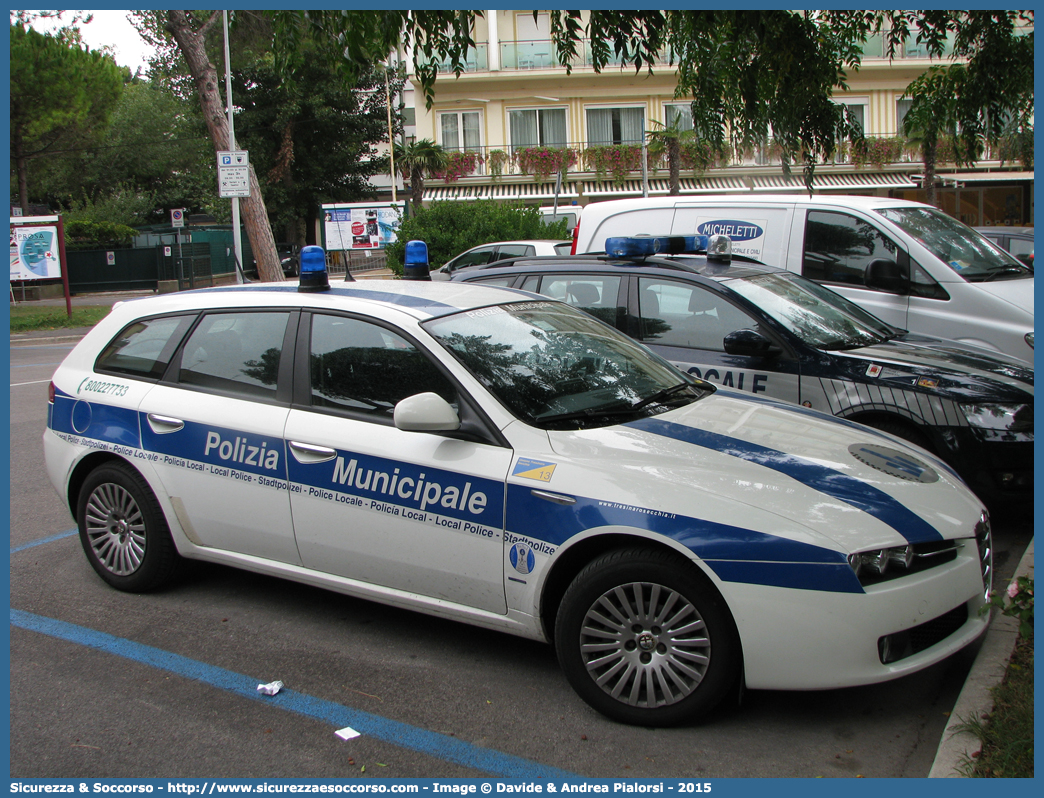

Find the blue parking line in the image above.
[
  {"left": 10, "top": 609, "right": 578, "bottom": 780},
  {"left": 11, "top": 529, "right": 78, "bottom": 554}
]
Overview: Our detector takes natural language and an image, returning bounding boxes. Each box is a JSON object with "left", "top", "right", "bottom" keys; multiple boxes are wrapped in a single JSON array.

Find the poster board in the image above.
[
  {"left": 10, "top": 217, "right": 62, "bottom": 281},
  {"left": 322, "top": 202, "right": 404, "bottom": 252}
]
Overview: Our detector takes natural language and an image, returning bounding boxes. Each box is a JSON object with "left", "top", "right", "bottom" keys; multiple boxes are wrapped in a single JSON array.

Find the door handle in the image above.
[
  {"left": 289, "top": 440, "right": 337, "bottom": 464},
  {"left": 531, "top": 489, "right": 576, "bottom": 506},
  {"left": 146, "top": 413, "right": 184, "bottom": 434}
]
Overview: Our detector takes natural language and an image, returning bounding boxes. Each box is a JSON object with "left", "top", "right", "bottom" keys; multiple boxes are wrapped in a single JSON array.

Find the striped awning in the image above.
[
  {"left": 582, "top": 176, "right": 751, "bottom": 196},
  {"left": 421, "top": 168, "right": 1032, "bottom": 201},
  {"left": 930, "top": 170, "right": 1035, "bottom": 184},
  {"left": 747, "top": 171, "right": 919, "bottom": 191},
  {"left": 424, "top": 181, "right": 581, "bottom": 202}
]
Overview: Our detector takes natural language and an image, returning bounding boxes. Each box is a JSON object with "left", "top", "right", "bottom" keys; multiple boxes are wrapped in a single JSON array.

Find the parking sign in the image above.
[{"left": 217, "top": 151, "right": 250, "bottom": 197}]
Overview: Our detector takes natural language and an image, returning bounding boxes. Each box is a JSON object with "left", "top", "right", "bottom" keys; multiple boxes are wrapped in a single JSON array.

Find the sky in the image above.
[{"left": 26, "top": 9, "right": 156, "bottom": 75}]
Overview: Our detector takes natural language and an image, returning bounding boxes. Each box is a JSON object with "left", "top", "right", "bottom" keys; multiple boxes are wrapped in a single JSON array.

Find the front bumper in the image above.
[
  {"left": 937, "top": 427, "right": 1032, "bottom": 508},
  {"left": 718, "top": 537, "right": 989, "bottom": 691}
]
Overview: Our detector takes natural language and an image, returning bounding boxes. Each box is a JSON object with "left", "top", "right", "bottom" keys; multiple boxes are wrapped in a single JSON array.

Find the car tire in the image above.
[
  {"left": 863, "top": 418, "right": 934, "bottom": 454},
  {"left": 77, "top": 462, "right": 181, "bottom": 592},
  {"left": 554, "top": 547, "right": 740, "bottom": 726}
]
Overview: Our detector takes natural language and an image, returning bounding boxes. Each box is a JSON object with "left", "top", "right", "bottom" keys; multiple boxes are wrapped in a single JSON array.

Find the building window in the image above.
[
  {"left": 586, "top": 107, "right": 645, "bottom": 146},
  {"left": 838, "top": 102, "right": 866, "bottom": 134},
  {"left": 896, "top": 99, "right": 913, "bottom": 135},
  {"left": 439, "top": 110, "right": 482, "bottom": 151},
  {"left": 509, "top": 108, "right": 567, "bottom": 150},
  {"left": 664, "top": 103, "right": 694, "bottom": 132}
]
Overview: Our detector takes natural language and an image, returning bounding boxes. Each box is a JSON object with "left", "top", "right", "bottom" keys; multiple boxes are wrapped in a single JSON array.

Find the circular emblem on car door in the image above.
[
  {"left": 849, "top": 443, "right": 939, "bottom": 483},
  {"left": 510, "top": 543, "right": 536, "bottom": 574},
  {"left": 71, "top": 400, "right": 92, "bottom": 434}
]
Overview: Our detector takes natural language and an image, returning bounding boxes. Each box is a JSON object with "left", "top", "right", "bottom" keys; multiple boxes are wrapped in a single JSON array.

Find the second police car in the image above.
[
  {"left": 453, "top": 235, "right": 1034, "bottom": 512},
  {"left": 45, "top": 247, "right": 993, "bottom": 726}
]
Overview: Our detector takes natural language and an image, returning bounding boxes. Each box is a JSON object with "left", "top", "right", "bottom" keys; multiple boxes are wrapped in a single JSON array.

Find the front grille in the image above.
[{"left": 878, "top": 603, "right": 969, "bottom": 664}]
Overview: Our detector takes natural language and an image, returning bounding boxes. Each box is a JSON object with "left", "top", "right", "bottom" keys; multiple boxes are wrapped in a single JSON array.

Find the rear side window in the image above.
[
  {"left": 496, "top": 244, "right": 536, "bottom": 258},
  {"left": 469, "top": 276, "right": 518, "bottom": 288},
  {"left": 1007, "top": 237, "right": 1034, "bottom": 266},
  {"left": 95, "top": 315, "right": 194, "bottom": 380},
  {"left": 447, "top": 247, "right": 496, "bottom": 273},
  {"left": 178, "top": 311, "right": 291, "bottom": 399},
  {"left": 533, "top": 274, "right": 622, "bottom": 328}
]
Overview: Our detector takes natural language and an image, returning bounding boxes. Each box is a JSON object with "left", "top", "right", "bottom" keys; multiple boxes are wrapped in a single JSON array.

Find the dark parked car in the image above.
[
  {"left": 249, "top": 243, "right": 301, "bottom": 278},
  {"left": 453, "top": 234, "right": 1034, "bottom": 510}
]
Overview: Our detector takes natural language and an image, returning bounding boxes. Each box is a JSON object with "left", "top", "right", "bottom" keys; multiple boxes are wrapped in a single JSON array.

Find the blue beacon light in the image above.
[
  {"left": 298, "top": 245, "right": 331, "bottom": 292},
  {"left": 403, "top": 240, "right": 432, "bottom": 281}
]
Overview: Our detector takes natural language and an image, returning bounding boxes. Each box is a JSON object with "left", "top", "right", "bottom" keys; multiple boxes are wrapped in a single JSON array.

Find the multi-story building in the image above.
[{"left": 388, "top": 10, "right": 1032, "bottom": 228}]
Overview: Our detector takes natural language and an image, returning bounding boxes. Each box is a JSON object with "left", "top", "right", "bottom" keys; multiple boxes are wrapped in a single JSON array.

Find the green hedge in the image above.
[{"left": 386, "top": 201, "right": 569, "bottom": 274}]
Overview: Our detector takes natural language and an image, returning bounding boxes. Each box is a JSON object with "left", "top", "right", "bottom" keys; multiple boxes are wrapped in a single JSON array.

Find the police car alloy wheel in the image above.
[
  {"left": 77, "top": 462, "right": 182, "bottom": 591},
  {"left": 555, "top": 547, "right": 740, "bottom": 726}
]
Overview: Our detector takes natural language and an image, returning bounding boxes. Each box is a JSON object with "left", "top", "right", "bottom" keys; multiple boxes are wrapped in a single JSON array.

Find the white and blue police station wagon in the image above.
[
  {"left": 45, "top": 246, "right": 994, "bottom": 726},
  {"left": 454, "top": 235, "right": 1034, "bottom": 512}
]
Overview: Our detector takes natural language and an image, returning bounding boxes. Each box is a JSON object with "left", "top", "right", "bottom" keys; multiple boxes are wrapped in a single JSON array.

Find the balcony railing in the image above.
[
  {"left": 420, "top": 43, "right": 489, "bottom": 73},
  {"left": 425, "top": 135, "right": 1013, "bottom": 185},
  {"left": 421, "top": 40, "right": 679, "bottom": 73},
  {"left": 422, "top": 32, "right": 954, "bottom": 74}
]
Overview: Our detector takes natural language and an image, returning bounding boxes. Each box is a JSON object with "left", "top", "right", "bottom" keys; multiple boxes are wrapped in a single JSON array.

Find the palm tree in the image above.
[
  {"left": 646, "top": 119, "right": 725, "bottom": 196},
  {"left": 902, "top": 66, "right": 963, "bottom": 208},
  {"left": 395, "top": 139, "right": 449, "bottom": 211}
]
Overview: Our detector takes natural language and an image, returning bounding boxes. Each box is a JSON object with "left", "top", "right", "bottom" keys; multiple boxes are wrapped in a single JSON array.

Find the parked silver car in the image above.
[{"left": 430, "top": 240, "right": 571, "bottom": 281}]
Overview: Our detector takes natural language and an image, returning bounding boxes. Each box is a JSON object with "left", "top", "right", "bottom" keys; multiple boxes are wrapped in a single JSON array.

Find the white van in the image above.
[{"left": 573, "top": 195, "right": 1034, "bottom": 364}]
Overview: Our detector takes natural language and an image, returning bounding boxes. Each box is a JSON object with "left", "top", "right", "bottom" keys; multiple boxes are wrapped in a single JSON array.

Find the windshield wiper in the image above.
[
  {"left": 534, "top": 405, "right": 643, "bottom": 425},
  {"left": 630, "top": 381, "right": 696, "bottom": 411},
  {"left": 535, "top": 382, "right": 703, "bottom": 425},
  {"left": 976, "top": 266, "right": 1029, "bottom": 282}
]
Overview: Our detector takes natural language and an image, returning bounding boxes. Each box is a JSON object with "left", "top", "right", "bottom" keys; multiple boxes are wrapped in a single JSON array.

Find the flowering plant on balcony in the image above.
[
  {"left": 487, "top": 149, "right": 509, "bottom": 181},
  {"left": 851, "top": 137, "right": 905, "bottom": 168},
  {"left": 679, "top": 140, "right": 729, "bottom": 173},
  {"left": 584, "top": 145, "right": 644, "bottom": 186},
  {"left": 430, "top": 150, "right": 483, "bottom": 183},
  {"left": 514, "top": 147, "right": 579, "bottom": 182}
]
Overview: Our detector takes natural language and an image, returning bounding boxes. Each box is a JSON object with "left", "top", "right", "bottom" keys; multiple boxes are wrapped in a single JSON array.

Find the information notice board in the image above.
[{"left": 322, "top": 202, "right": 404, "bottom": 251}]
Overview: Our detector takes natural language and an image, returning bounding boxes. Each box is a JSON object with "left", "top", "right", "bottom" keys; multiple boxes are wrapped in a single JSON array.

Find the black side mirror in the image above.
[
  {"left": 723, "top": 329, "right": 781, "bottom": 358},
  {"left": 864, "top": 258, "right": 908, "bottom": 294}
]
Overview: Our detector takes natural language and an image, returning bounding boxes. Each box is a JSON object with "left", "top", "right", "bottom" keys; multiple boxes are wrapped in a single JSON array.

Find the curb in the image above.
[
  {"left": 10, "top": 330, "right": 94, "bottom": 346},
  {"left": 928, "top": 537, "right": 1034, "bottom": 777}
]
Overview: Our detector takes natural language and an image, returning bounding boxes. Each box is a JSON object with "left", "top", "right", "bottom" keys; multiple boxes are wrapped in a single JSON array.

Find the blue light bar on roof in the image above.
[
  {"left": 298, "top": 245, "right": 330, "bottom": 292},
  {"left": 605, "top": 235, "right": 710, "bottom": 258}
]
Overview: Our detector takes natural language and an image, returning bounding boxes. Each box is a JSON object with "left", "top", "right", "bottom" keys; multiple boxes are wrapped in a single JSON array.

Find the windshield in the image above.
[
  {"left": 423, "top": 300, "right": 711, "bottom": 430},
  {"left": 725, "top": 272, "right": 895, "bottom": 349},
  {"left": 876, "top": 207, "right": 1031, "bottom": 282}
]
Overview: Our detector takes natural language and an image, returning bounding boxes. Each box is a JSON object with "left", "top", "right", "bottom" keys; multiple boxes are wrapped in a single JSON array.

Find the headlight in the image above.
[
  {"left": 848, "top": 540, "right": 959, "bottom": 585},
  {"left": 959, "top": 403, "right": 1033, "bottom": 432},
  {"left": 1026, "top": 332, "right": 1034, "bottom": 349}
]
